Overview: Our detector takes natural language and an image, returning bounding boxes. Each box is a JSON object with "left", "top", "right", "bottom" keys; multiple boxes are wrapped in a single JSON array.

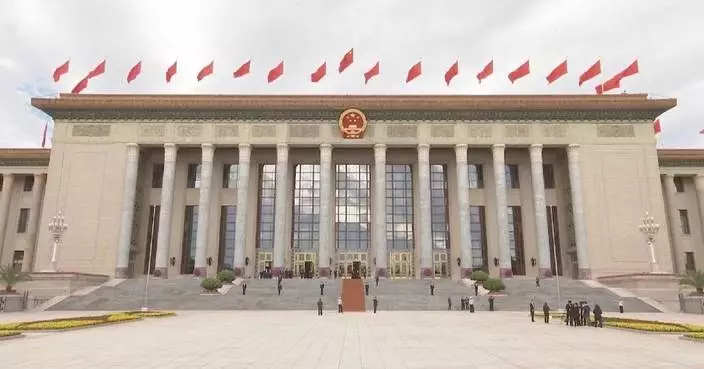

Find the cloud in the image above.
[{"left": 1, "top": 0, "right": 703, "bottom": 147}]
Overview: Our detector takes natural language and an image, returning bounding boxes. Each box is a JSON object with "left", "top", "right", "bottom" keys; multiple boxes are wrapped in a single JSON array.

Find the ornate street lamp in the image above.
[
  {"left": 47, "top": 211, "right": 68, "bottom": 272},
  {"left": 638, "top": 211, "right": 661, "bottom": 273}
]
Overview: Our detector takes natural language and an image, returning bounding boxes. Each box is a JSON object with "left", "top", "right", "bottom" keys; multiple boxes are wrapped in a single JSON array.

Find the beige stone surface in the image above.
[{"left": 0, "top": 311, "right": 703, "bottom": 368}]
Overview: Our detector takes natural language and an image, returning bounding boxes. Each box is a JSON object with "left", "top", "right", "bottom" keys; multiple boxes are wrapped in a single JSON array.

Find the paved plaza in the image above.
[{"left": 1, "top": 311, "right": 703, "bottom": 369}]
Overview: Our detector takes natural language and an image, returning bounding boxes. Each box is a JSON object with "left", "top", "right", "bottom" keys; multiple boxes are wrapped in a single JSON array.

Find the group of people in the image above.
[
  {"left": 449, "top": 296, "right": 476, "bottom": 312},
  {"left": 563, "top": 300, "right": 604, "bottom": 327}
]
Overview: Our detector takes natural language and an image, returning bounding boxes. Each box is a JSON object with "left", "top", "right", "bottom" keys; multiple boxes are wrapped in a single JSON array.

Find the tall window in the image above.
[
  {"left": 23, "top": 176, "right": 34, "bottom": 192},
  {"left": 508, "top": 206, "right": 525, "bottom": 275},
  {"left": 181, "top": 205, "right": 199, "bottom": 274},
  {"left": 257, "top": 165, "right": 276, "bottom": 250},
  {"left": 187, "top": 164, "right": 201, "bottom": 188},
  {"left": 151, "top": 164, "right": 164, "bottom": 188},
  {"left": 143, "top": 205, "right": 160, "bottom": 275},
  {"left": 546, "top": 205, "right": 563, "bottom": 276},
  {"left": 543, "top": 164, "right": 556, "bottom": 189},
  {"left": 335, "top": 164, "right": 371, "bottom": 251},
  {"left": 16, "top": 208, "right": 29, "bottom": 233},
  {"left": 685, "top": 252, "right": 696, "bottom": 272},
  {"left": 430, "top": 165, "right": 449, "bottom": 250},
  {"left": 679, "top": 209, "right": 691, "bottom": 235},
  {"left": 222, "top": 164, "right": 239, "bottom": 188},
  {"left": 468, "top": 164, "right": 484, "bottom": 189},
  {"left": 505, "top": 164, "right": 520, "bottom": 189},
  {"left": 218, "top": 206, "right": 237, "bottom": 271},
  {"left": 470, "top": 206, "right": 488, "bottom": 271},
  {"left": 386, "top": 164, "right": 414, "bottom": 250},
  {"left": 293, "top": 164, "right": 320, "bottom": 251}
]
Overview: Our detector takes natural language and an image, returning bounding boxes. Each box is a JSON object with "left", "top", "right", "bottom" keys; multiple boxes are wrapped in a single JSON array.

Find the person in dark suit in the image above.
[
  {"left": 529, "top": 301, "right": 535, "bottom": 322},
  {"left": 373, "top": 296, "right": 378, "bottom": 314},
  {"left": 593, "top": 304, "right": 604, "bottom": 328},
  {"left": 583, "top": 303, "right": 591, "bottom": 327},
  {"left": 565, "top": 301, "right": 572, "bottom": 326},
  {"left": 365, "top": 282, "right": 370, "bottom": 296},
  {"left": 430, "top": 283, "right": 435, "bottom": 296},
  {"left": 242, "top": 280, "right": 247, "bottom": 295},
  {"left": 542, "top": 302, "right": 550, "bottom": 323},
  {"left": 375, "top": 275, "right": 379, "bottom": 287},
  {"left": 320, "top": 281, "right": 324, "bottom": 296},
  {"left": 447, "top": 297, "right": 452, "bottom": 311},
  {"left": 488, "top": 295, "right": 495, "bottom": 311},
  {"left": 317, "top": 298, "right": 323, "bottom": 316},
  {"left": 473, "top": 282, "right": 479, "bottom": 296},
  {"left": 277, "top": 283, "right": 282, "bottom": 296}
]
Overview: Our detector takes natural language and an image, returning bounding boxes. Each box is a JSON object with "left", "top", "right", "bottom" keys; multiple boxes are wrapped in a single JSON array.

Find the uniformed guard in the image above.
[
  {"left": 242, "top": 280, "right": 247, "bottom": 295},
  {"left": 529, "top": 301, "right": 535, "bottom": 322},
  {"left": 317, "top": 298, "right": 323, "bottom": 316},
  {"left": 320, "top": 281, "right": 324, "bottom": 296},
  {"left": 277, "top": 283, "right": 282, "bottom": 296},
  {"left": 430, "top": 283, "right": 435, "bottom": 296},
  {"left": 488, "top": 295, "right": 495, "bottom": 311},
  {"left": 542, "top": 302, "right": 550, "bottom": 323},
  {"left": 373, "top": 296, "right": 378, "bottom": 314},
  {"left": 565, "top": 300, "right": 572, "bottom": 326},
  {"left": 447, "top": 297, "right": 452, "bottom": 311}
]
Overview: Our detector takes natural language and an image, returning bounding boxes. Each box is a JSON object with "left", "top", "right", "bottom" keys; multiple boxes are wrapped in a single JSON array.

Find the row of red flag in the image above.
[{"left": 52, "top": 50, "right": 640, "bottom": 94}]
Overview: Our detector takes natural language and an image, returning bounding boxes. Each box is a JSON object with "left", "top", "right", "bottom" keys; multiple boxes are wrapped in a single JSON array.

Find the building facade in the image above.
[{"left": 3, "top": 93, "right": 702, "bottom": 280}]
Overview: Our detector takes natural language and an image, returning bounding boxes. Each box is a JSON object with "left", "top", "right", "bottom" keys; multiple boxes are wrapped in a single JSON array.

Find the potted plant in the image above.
[
  {"left": 201, "top": 277, "right": 223, "bottom": 293},
  {"left": 680, "top": 270, "right": 704, "bottom": 295},
  {"left": 0, "top": 264, "right": 32, "bottom": 294},
  {"left": 470, "top": 270, "right": 490, "bottom": 282},
  {"left": 482, "top": 277, "right": 506, "bottom": 294},
  {"left": 216, "top": 269, "right": 235, "bottom": 284}
]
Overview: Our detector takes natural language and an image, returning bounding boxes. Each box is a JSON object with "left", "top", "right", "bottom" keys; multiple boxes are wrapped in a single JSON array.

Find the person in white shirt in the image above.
[{"left": 337, "top": 297, "right": 343, "bottom": 313}]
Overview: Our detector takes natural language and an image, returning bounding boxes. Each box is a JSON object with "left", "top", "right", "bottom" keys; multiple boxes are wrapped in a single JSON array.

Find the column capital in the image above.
[
  {"left": 374, "top": 143, "right": 387, "bottom": 151},
  {"left": 492, "top": 144, "right": 506, "bottom": 149},
  {"left": 455, "top": 144, "right": 468, "bottom": 163},
  {"left": 163, "top": 143, "right": 178, "bottom": 162},
  {"left": 455, "top": 143, "right": 468, "bottom": 150},
  {"left": 567, "top": 143, "right": 580, "bottom": 150},
  {"left": 320, "top": 143, "right": 332, "bottom": 149},
  {"left": 662, "top": 173, "right": 675, "bottom": 179},
  {"left": 201, "top": 143, "right": 214, "bottom": 149},
  {"left": 201, "top": 143, "right": 215, "bottom": 162},
  {"left": 276, "top": 143, "right": 289, "bottom": 159},
  {"left": 417, "top": 143, "right": 430, "bottom": 150},
  {"left": 276, "top": 143, "right": 289, "bottom": 150},
  {"left": 33, "top": 173, "right": 46, "bottom": 180},
  {"left": 530, "top": 143, "right": 543, "bottom": 150},
  {"left": 238, "top": 143, "right": 251, "bottom": 150},
  {"left": 126, "top": 143, "right": 139, "bottom": 149}
]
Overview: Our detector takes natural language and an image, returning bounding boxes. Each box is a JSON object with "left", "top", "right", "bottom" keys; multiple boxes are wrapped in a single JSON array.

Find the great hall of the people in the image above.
[{"left": 1, "top": 93, "right": 702, "bottom": 281}]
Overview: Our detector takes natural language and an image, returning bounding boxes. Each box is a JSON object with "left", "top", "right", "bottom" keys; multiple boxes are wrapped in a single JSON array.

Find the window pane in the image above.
[
  {"left": 336, "top": 164, "right": 371, "bottom": 251},
  {"left": 257, "top": 165, "right": 277, "bottom": 250}
]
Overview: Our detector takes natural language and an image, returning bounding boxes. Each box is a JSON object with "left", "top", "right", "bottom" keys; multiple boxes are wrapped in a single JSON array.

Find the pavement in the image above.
[{"left": 0, "top": 310, "right": 702, "bottom": 368}]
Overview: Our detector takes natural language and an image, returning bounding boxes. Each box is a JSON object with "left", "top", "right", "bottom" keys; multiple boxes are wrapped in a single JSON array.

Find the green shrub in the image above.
[
  {"left": 482, "top": 277, "right": 506, "bottom": 292},
  {"left": 201, "top": 277, "right": 223, "bottom": 292},
  {"left": 216, "top": 269, "right": 235, "bottom": 284},
  {"left": 471, "top": 270, "right": 489, "bottom": 282}
]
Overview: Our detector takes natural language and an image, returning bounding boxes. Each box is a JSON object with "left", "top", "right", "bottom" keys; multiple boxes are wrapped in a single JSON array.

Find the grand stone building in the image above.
[{"left": 2, "top": 93, "right": 702, "bottom": 281}]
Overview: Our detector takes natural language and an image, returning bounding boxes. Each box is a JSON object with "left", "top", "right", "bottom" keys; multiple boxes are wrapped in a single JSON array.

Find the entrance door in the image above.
[
  {"left": 304, "top": 261, "right": 314, "bottom": 279},
  {"left": 293, "top": 252, "right": 317, "bottom": 278},
  {"left": 257, "top": 252, "right": 273, "bottom": 278},
  {"left": 433, "top": 251, "right": 449, "bottom": 278},
  {"left": 337, "top": 252, "right": 369, "bottom": 278},
  {"left": 389, "top": 252, "right": 413, "bottom": 278},
  {"left": 352, "top": 261, "right": 361, "bottom": 279}
]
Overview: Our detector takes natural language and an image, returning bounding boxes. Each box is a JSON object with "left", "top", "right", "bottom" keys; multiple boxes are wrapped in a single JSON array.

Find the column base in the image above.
[
  {"left": 153, "top": 267, "right": 168, "bottom": 278},
  {"left": 318, "top": 267, "right": 331, "bottom": 278},
  {"left": 114, "top": 267, "right": 130, "bottom": 279},
  {"left": 375, "top": 268, "right": 387, "bottom": 278},
  {"left": 271, "top": 267, "right": 284, "bottom": 277},
  {"left": 538, "top": 268, "right": 553, "bottom": 279},
  {"left": 499, "top": 267, "right": 513, "bottom": 278},
  {"left": 460, "top": 268, "right": 473, "bottom": 279},
  {"left": 233, "top": 266, "right": 246, "bottom": 278},
  {"left": 193, "top": 267, "right": 208, "bottom": 278},
  {"left": 578, "top": 268, "right": 592, "bottom": 280},
  {"left": 421, "top": 268, "right": 434, "bottom": 278}
]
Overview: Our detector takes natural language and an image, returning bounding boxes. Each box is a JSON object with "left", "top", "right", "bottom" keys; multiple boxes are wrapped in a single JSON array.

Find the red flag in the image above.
[
  {"left": 338, "top": 48, "right": 353, "bottom": 73},
  {"left": 87, "top": 60, "right": 106, "bottom": 79},
  {"left": 267, "top": 61, "right": 284, "bottom": 83},
  {"left": 166, "top": 61, "right": 177, "bottom": 83},
  {"left": 41, "top": 123, "right": 48, "bottom": 148},
  {"left": 53, "top": 60, "right": 69, "bottom": 82},
  {"left": 197, "top": 61, "right": 214, "bottom": 81},
  {"left": 595, "top": 84, "right": 603, "bottom": 95},
  {"left": 406, "top": 61, "right": 421, "bottom": 83},
  {"left": 71, "top": 77, "right": 89, "bottom": 94},
  {"left": 546, "top": 60, "right": 568, "bottom": 84},
  {"left": 508, "top": 61, "right": 530, "bottom": 83},
  {"left": 599, "top": 74, "right": 621, "bottom": 94},
  {"left": 233, "top": 61, "right": 251, "bottom": 78},
  {"left": 444, "top": 61, "right": 459, "bottom": 86},
  {"left": 579, "top": 60, "right": 601, "bottom": 86},
  {"left": 364, "top": 62, "right": 379, "bottom": 84},
  {"left": 311, "top": 62, "right": 326, "bottom": 83},
  {"left": 127, "top": 61, "right": 141, "bottom": 83},
  {"left": 620, "top": 60, "right": 639, "bottom": 79},
  {"left": 477, "top": 60, "right": 493, "bottom": 83},
  {"left": 653, "top": 119, "right": 661, "bottom": 135}
]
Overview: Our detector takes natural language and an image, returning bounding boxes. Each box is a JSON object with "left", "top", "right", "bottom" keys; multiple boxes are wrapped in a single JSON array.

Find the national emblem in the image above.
[{"left": 338, "top": 108, "right": 368, "bottom": 139}]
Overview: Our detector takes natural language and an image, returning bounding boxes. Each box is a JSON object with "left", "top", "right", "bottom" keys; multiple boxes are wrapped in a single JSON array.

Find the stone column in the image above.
[
  {"left": 115, "top": 143, "right": 140, "bottom": 278},
  {"left": 194, "top": 143, "right": 214, "bottom": 277},
  {"left": 567, "top": 144, "right": 591, "bottom": 279},
  {"left": 455, "top": 144, "right": 473, "bottom": 278},
  {"left": 0, "top": 174, "right": 15, "bottom": 264},
  {"left": 233, "top": 143, "right": 251, "bottom": 277},
  {"left": 492, "top": 144, "right": 512, "bottom": 278},
  {"left": 694, "top": 175, "right": 704, "bottom": 247},
  {"left": 272, "top": 143, "right": 289, "bottom": 276},
  {"left": 23, "top": 173, "right": 46, "bottom": 272},
  {"left": 373, "top": 144, "right": 388, "bottom": 277},
  {"left": 663, "top": 174, "right": 681, "bottom": 273},
  {"left": 154, "top": 143, "right": 178, "bottom": 278},
  {"left": 318, "top": 144, "right": 333, "bottom": 277},
  {"left": 417, "top": 144, "right": 434, "bottom": 278},
  {"left": 530, "top": 144, "right": 552, "bottom": 278}
]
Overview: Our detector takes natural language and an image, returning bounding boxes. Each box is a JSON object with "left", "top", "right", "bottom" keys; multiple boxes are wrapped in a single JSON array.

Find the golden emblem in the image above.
[{"left": 338, "top": 108, "right": 367, "bottom": 139}]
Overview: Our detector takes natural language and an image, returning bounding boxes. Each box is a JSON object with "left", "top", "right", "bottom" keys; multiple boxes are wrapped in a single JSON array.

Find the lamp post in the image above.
[
  {"left": 638, "top": 211, "right": 661, "bottom": 273},
  {"left": 47, "top": 211, "right": 68, "bottom": 272}
]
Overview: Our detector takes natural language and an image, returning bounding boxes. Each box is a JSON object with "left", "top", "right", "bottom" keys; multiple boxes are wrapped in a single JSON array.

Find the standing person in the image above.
[
  {"left": 277, "top": 283, "right": 282, "bottom": 296},
  {"left": 583, "top": 303, "right": 591, "bottom": 327},
  {"left": 430, "top": 283, "right": 435, "bottom": 296},
  {"left": 317, "top": 298, "right": 323, "bottom": 316},
  {"left": 320, "top": 281, "right": 325, "bottom": 296},
  {"left": 375, "top": 275, "right": 379, "bottom": 287},
  {"left": 469, "top": 296, "right": 475, "bottom": 313},
  {"left": 529, "top": 300, "right": 535, "bottom": 322},
  {"left": 242, "top": 280, "right": 247, "bottom": 295},
  {"left": 565, "top": 301, "right": 572, "bottom": 326},
  {"left": 593, "top": 304, "right": 603, "bottom": 327},
  {"left": 618, "top": 300, "right": 624, "bottom": 314},
  {"left": 337, "top": 296, "right": 343, "bottom": 313},
  {"left": 535, "top": 276, "right": 540, "bottom": 288},
  {"left": 364, "top": 282, "right": 370, "bottom": 296},
  {"left": 447, "top": 297, "right": 452, "bottom": 311},
  {"left": 488, "top": 295, "right": 495, "bottom": 311},
  {"left": 542, "top": 302, "right": 550, "bottom": 324},
  {"left": 461, "top": 297, "right": 466, "bottom": 311},
  {"left": 373, "top": 296, "right": 378, "bottom": 314},
  {"left": 473, "top": 282, "right": 479, "bottom": 296}
]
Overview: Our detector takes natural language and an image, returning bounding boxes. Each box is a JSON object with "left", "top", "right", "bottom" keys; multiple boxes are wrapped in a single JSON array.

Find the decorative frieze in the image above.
[
  {"left": 431, "top": 125, "right": 455, "bottom": 138},
  {"left": 504, "top": 124, "right": 530, "bottom": 138},
  {"left": 139, "top": 124, "right": 165, "bottom": 137},
  {"left": 467, "top": 125, "right": 493, "bottom": 138},
  {"left": 251, "top": 124, "right": 277, "bottom": 138},
  {"left": 289, "top": 125, "right": 320, "bottom": 138},
  {"left": 215, "top": 125, "right": 239, "bottom": 137},
  {"left": 542, "top": 124, "right": 567, "bottom": 138},
  {"left": 71, "top": 124, "right": 111, "bottom": 137},
  {"left": 596, "top": 124, "right": 635, "bottom": 138},
  {"left": 176, "top": 124, "right": 202, "bottom": 138},
  {"left": 386, "top": 124, "right": 417, "bottom": 138}
]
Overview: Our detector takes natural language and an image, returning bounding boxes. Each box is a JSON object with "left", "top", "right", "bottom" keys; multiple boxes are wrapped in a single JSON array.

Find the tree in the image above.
[
  {"left": 0, "top": 264, "right": 32, "bottom": 293},
  {"left": 680, "top": 270, "right": 704, "bottom": 295}
]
